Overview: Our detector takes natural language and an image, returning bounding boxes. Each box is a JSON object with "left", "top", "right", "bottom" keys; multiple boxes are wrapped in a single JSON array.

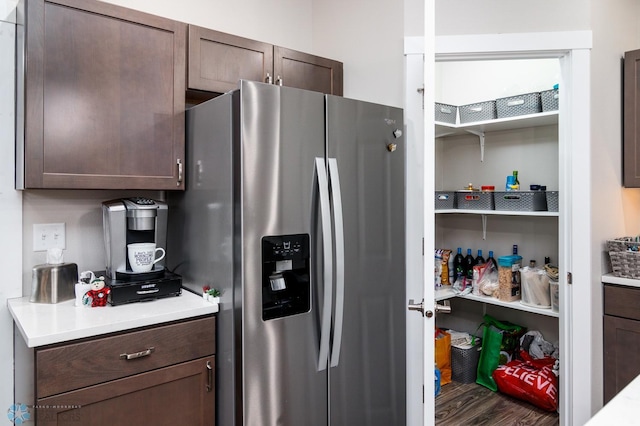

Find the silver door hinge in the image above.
[
  {"left": 422, "top": 237, "right": 424, "bottom": 256},
  {"left": 567, "top": 271, "right": 572, "bottom": 284}
]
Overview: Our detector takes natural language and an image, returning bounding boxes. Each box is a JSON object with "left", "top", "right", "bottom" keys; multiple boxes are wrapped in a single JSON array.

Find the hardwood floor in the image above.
[{"left": 436, "top": 381, "right": 559, "bottom": 426}]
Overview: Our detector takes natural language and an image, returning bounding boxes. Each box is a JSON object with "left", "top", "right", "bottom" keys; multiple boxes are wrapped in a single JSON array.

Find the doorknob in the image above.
[
  {"left": 408, "top": 299, "right": 452, "bottom": 318},
  {"left": 408, "top": 299, "right": 425, "bottom": 316}
]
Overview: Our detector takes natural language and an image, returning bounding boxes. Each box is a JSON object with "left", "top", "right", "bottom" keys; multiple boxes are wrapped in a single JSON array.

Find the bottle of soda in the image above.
[
  {"left": 452, "top": 248, "right": 465, "bottom": 284},
  {"left": 464, "top": 248, "right": 475, "bottom": 281},
  {"left": 475, "top": 249, "right": 486, "bottom": 265}
]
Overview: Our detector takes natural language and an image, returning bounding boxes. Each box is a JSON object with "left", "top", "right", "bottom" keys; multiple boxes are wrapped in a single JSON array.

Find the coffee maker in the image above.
[{"left": 101, "top": 197, "right": 181, "bottom": 305}]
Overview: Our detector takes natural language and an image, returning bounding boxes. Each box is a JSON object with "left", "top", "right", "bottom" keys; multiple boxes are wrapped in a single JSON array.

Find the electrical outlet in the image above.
[{"left": 33, "top": 223, "right": 66, "bottom": 251}]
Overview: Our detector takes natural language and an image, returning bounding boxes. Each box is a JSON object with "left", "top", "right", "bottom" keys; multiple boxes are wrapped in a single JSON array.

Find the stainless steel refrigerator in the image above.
[{"left": 167, "top": 80, "right": 405, "bottom": 426}]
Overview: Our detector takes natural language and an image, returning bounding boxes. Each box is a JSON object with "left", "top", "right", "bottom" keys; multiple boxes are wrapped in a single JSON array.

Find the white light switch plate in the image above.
[{"left": 33, "top": 223, "right": 66, "bottom": 251}]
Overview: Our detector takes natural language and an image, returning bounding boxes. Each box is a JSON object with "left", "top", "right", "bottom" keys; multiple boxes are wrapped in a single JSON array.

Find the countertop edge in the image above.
[
  {"left": 8, "top": 291, "right": 219, "bottom": 348},
  {"left": 602, "top": 273, "right": 640, "bottom": 288}
]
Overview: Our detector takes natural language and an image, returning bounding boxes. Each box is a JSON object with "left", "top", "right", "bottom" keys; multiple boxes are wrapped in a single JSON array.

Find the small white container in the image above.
[
  {"left": 549, "top": 280, "right": 559, "bottom": 312},
  {"left": 520, "top": 266, "right": 551, "bottom": 308}
]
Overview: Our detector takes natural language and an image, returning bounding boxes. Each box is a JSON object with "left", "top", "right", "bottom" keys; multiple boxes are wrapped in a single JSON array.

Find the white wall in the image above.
[
  {"left": 1, "top": 0, "right": 21, "bottom": 417},
  {"left": 590, "top": 0, "right": 640, "bottom": 414},
  {"left": 435, "top": 0, "right": 590, "bottom": 36},
  {"left": 310, "top": 0, "right": 405, "bottom": 107}
]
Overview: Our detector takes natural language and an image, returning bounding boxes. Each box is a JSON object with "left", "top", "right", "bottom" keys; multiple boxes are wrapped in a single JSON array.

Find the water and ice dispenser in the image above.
[{"left": 261, "top": 234, "right": 311, "bottom": 320}]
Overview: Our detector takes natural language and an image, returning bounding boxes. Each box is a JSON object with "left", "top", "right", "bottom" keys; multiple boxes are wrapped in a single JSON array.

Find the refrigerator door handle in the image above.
[
  {"left": 328, "top": 158, "right": 345, "bottom": 368},
  {"left": 315, "top": 157, "right": 333, "bottom": 372}
]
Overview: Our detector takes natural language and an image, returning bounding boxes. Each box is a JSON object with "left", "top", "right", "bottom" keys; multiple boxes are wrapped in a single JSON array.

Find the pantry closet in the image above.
[
  {"left": 403, "top": 31, "right": 593, "bottom": 426},
  {"left": 433, "top": 55, "right": 561, "bottom": 423}
]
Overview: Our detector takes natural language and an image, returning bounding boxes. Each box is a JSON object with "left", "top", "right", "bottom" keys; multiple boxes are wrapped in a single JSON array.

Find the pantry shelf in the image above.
[
  {"left": 435, "top": 209, "right": 559, "bottom": 217},
  {"left": 435, "top": 286, "right": 559, "bottom": 318},
  {"left": 435, "top": 110, "right": 558, "bottom": 138}
]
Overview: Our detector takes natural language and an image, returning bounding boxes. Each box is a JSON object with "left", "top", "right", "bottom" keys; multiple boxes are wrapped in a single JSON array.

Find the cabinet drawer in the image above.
[
  {"left": 36, "top": 316, "right": 215, "bottom": 398},
  {"left": 604, "top": 284, "right": 640, "bottom": 320}
]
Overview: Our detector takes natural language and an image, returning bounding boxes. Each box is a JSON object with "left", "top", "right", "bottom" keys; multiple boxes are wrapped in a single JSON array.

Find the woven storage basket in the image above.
[
  {"left": 459, "top": 101, "right": 497, "bottom": 123},
  {"left": 493, "top": 191, "right": 547, "bottom": 211},
  {"left": 541, "top": 89, "right": 559, "bottom": 112},
  {"left": 435, "top": 191, "right": 456, "bottom": 210},
  {"left": 435, "top": 103, "right": 458, "bottom": 124},
  {"left": 451, "top": 340, "right": 482, "bottom": 384},
  {"left": 455, "top": 191, "right": 494, "bottom": 210},
  {"left": 607, "top": 237, "right": 640, "bottom": 279},
  {"left": 496, "top": 92, "right": 542, "bottom": 118},
  {"left": 546, "top": 191, "right": 559, "bottom": 212}
]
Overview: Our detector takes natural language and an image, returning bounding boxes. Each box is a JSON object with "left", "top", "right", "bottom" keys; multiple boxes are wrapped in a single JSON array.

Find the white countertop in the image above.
[
  {"left": 586, "top": 374, "right": 640, "bottom": 425},
  {"left": 8, "top": 291, "right": 218, "bottom": 348},
  {"left": 602, "top": 273, "right": 640, "bottom": 288}
]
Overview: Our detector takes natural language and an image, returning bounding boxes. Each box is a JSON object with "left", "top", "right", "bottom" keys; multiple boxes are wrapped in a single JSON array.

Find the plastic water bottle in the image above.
[{"left": 435, "top": 363, "right": 441, "bottom": 396}]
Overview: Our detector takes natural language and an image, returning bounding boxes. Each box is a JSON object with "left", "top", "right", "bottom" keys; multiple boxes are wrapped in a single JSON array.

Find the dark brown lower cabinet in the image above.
[
  {"left": 36, "top": 357, "right": 215, "bottom": 425},
  {"left": 603, "top": 284, "right": 640, "bottom": 403},
  {"left": 33, "top": 316, "right": 216, "bottom": 425}
]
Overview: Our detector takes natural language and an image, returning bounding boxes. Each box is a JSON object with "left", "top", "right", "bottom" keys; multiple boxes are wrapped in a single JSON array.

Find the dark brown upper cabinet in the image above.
[
  {"left": 273, "top": 46, "right": 343, "bottom": 96},
  {"left": 188, "top": 25, "right": 274, "bottom": 95},
  {"left": 624, "top": 49, "right": 640, "bottom": 187},
  {"left": 187, "top": 25, "right": 343, "bottom": 97},
  {"left": 17, "top": 0, "right": 187, "bottom": 190}
]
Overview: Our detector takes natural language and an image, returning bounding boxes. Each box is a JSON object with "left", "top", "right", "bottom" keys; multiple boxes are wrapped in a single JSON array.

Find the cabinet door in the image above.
[
  {"left": 36, "top": 357, "right": 215, "bottom": 426},
  {"left": 603, "top": 315, "right": 640, "bottom": 403},
  {"left": 274, "top": 46, "right": 343, "bottom": 96},
  {"left": 21, "top": 0, "right": 186, "bottom": 190},
  {"left": 624, "top": 49, "right": 640, "bottom": 187},
  {"left": 187, "top": 25, "right": 273, "bottom": 94}
]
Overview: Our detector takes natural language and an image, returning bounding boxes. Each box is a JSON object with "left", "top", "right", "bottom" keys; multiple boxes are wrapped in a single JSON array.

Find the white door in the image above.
[{"left": 405, "top": 31, "right": 593, "bottom": 426}]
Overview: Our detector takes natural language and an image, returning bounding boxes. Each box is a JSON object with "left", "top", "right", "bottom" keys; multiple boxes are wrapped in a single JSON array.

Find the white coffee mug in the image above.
[{"left": 127, "top": 243, "right": 165, "bottom": 273}]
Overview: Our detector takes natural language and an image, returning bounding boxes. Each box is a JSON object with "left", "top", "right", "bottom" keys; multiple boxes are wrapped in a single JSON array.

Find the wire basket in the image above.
[{"left": 607, "top": 237, "right": 640, "bottom": 279}]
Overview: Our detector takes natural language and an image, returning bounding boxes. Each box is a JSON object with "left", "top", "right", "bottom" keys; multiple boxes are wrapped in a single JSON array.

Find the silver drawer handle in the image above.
[
  {"left": 120, "top": 347, "right": 155, "bottom": 360},
  {"left": 136, "top": 289, "right": 160, "bottom": 295}
]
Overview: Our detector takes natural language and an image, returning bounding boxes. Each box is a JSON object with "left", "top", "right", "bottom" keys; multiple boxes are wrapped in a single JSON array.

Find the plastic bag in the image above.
[
  {"left": 474, "top": 260, "right": 498, "bottom": 296},
  {"left": 435, "top": 328, "right": 452, "bottom": 385},
  {"left": 475, "top": 314, "right": 526, "bottom": 391},
  {"left": 492, "top": 350, "right": 558, "bottom": 411}
]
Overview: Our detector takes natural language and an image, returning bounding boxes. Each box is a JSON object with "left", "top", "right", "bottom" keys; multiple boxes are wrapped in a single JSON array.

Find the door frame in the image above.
[{"left": 404, "top": 30, "right": 593, "bottom": 426}]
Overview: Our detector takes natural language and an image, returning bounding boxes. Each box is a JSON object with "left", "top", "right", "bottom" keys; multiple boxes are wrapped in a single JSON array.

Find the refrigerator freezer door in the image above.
[
  {"left": 326, "top": 95, "right": 407, "bottom": 426},
  {"left": 238, "top": 81, "right": 329, "bottom": 426}
]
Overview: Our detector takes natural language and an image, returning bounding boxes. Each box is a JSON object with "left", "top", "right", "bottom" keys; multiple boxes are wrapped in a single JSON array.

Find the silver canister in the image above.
[{"left": 30, "top": 263, "right": 78, "bottom": 303}]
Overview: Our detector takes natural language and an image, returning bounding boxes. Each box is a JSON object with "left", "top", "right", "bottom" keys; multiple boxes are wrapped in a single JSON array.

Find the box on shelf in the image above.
[
  {"left": 493, "top": 191, "right": 547, "bottom": 211},
  {"left": 541, "top": 88, "right": 559, "bottom": 112},
  {"left": 607, "top": 237, "right": 640, "bottom": 279},
  {"left": 451, "top": 340, "right": 482, "bottom": 384},
  {"left": 455, "top": 190, "right": 494, "bottom": 210},
  {"left": 520, "top": 267, "right": 551, "bottom": 308},
  {"left": 435, "top": 191, "right": 456, "bottom": 210},
  {"left": 459, "top": 101, "right": 497, "bottom": 124},
  {"left": 496, "top": 92, "right": 542, "bottom": 118},
  {"left": 435, "top": 102, "right": 458, "bottom": 124},
  {"left": 546, "top": 191, "right": 559, "bottom": 212}
]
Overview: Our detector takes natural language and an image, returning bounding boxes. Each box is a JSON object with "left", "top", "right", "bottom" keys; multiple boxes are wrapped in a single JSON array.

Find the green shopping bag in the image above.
[{"left": 475, "top": 314, "right": 526, "bottom": 391}]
